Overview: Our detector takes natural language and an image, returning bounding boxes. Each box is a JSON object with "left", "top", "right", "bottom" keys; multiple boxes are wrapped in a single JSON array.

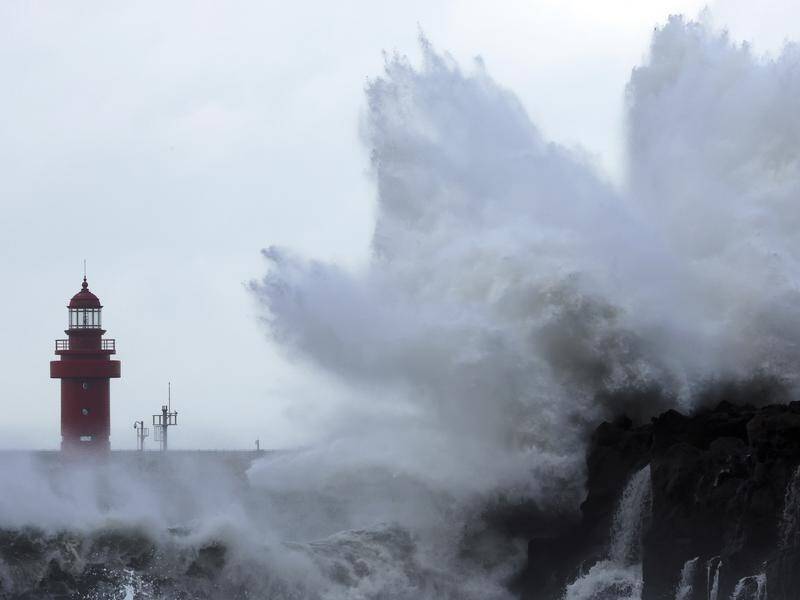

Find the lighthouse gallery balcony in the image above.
[
  {"left": 51, "top": 341, "right": 121, "bottom": 377},
  {"left": 55, "top": 338, "right": 116, "bottom": 353}
]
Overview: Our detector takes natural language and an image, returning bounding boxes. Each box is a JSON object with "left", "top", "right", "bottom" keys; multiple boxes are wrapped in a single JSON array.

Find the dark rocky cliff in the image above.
[{"left": 522, "top": 398, "right": 800, "bottom": 600}]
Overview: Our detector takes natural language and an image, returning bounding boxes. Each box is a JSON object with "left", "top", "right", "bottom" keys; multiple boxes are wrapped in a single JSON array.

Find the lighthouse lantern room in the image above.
[{"left": 50, "top": 277, "right": 121, "bottom": 454}]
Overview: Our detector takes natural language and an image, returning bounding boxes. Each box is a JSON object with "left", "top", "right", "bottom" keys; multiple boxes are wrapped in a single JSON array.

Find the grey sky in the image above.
[{"left": 0, "top": 1, "right": 796, "bottom": 449}]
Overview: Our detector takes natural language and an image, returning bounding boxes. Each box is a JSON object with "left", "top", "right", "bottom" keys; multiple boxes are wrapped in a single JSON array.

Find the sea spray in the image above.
[
  {"left": 251, "top": 17, "right": 800, "bottom": 595},
  {"left": 253, "top": 15, "right": 800, "bottom": 527}
]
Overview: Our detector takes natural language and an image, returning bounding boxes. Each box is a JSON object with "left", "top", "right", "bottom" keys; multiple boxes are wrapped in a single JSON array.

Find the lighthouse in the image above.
[{"left": 50, "top": 277, "right": 121, "bottom": 454}]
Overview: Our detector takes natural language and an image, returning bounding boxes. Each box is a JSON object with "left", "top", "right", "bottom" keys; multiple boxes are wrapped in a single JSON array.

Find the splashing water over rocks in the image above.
[
  {"left": 708, "top": 557, "right": 723, "bottom": 600},
  {"left": 252, "top": 14, "right": 800, "bottom": 521},
  {"left": 562, "top": 562, "right": 644, "bottom": 600},
  {"left": 609, "top": 466, "right": 652, "bottom": 566},
  {"left": 730, "top": 574, "right": 767, "bottom": 600},
  {"left": 563, "top": 466, "right": 651, "bottom": 600},
  {"left": 249, "top": 20, "right": 800, "bottom": 598},
  {"left": 780, "top": 466, "right": 800, "bottom": 549},
  {"left": 674, "top": 557, "right": 699, "bottom": 600}
]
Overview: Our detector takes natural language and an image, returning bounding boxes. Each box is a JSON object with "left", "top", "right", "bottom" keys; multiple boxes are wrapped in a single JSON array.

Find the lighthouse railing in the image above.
[{"left": 55, "top": 339, "right": 116, "bottom": 352}]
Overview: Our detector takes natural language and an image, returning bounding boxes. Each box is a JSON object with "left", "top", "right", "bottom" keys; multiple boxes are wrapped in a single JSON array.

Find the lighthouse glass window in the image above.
[{"left": 69, "top": 308, "right": 101, "bottom": 329}]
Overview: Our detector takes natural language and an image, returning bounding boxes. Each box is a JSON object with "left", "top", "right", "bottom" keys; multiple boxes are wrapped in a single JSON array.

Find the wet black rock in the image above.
[
  {"left": 643, "top": 401, "right": 800, "bottom": 600},
  {"left": 186, "top": 543, "right": 226, "bottom": 579},
  {"left": 521, "top": 397, "right": 800, "bottom": 600}
]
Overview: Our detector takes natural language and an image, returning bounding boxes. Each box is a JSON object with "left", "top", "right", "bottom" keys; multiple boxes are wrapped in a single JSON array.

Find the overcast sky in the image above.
[{"left": 1, "top": 0, "right": 797, "bottom": 449}]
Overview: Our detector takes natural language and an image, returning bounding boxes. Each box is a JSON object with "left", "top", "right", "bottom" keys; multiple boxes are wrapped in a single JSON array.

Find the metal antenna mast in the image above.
[
  {"left": 134, "top": 420, "right": 149, "bottom": 451},
  {"left": 153, "top": 382, "right": 178, "bottom": 452}
]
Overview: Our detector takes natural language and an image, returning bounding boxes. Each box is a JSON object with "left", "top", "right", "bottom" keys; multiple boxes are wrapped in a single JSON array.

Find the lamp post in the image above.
[
  {"left": 153, "top": 382, "right": 178, "bottom": 452},
  {"left": 134, "top": 420, "right": 149, "bottom": 451}
]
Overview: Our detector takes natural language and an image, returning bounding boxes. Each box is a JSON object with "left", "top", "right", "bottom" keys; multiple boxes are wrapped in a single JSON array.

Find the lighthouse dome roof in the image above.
[{"left": 68, "top": 277, "right": 102, "bottom": 308}]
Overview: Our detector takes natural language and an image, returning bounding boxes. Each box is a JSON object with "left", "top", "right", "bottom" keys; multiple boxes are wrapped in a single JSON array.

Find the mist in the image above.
[{"left": 251, "top": 16, "right": 800, "bottom": 516}]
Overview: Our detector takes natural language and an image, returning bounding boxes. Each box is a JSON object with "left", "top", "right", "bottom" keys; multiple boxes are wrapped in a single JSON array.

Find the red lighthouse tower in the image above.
[{"left": 50, "top": 277, "right": 121, "bottom": 454}]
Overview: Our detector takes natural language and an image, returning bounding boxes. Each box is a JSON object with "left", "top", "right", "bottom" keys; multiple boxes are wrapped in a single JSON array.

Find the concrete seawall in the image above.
[{"left": 0, "top": 449, "right": 274, "bottom": 478}]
